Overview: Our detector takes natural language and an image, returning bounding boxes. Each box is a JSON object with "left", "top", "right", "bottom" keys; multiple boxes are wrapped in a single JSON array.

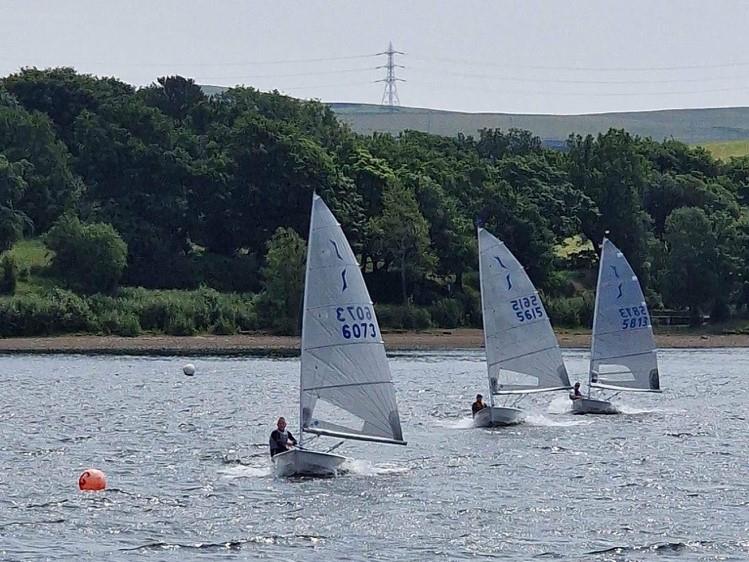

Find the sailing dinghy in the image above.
[
  {"left": 272, "top": 194, "right": 407, "bottom": 477},
  {"left": 475, "top": 227, "right": 572, "bottom": 427},
  {"left": 573, "top": 237, "right": 661, "bottom": 415}
]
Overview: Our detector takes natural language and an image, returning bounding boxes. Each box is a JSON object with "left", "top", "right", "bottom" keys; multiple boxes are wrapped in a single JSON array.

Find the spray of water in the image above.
[{"left": 342, "top": 459, "right": 411, "bottom": 476}]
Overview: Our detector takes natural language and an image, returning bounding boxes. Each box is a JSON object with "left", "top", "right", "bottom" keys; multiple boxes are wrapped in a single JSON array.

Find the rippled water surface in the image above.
[{"left": 1, "top": 349, "right": 748, "bottom": 561}]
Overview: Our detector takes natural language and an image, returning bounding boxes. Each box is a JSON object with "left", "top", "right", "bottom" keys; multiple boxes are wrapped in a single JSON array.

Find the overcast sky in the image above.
[{"left": 2, "top": 0, "right": 749, "bottom": 114}]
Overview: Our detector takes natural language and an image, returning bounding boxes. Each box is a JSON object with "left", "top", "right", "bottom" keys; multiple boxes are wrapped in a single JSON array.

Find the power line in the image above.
[
  {"left": 410, "top": 54, "right": 749, "bottom": 73},
  {"left": 192, "top": 66, "right": 377, "bottom": 81},
  {"left": 0, "top": 53, "right": 381, "bottom": 68},
  {"left": 414, "top": 81, "right": 749, "bottom": 97},
  {"left": 407, "top": 66, "right": 749, "bottom": 86}
]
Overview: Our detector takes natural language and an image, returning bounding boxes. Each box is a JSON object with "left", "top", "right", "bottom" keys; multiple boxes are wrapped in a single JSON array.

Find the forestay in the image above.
[
  {"left": 589, "top": 238, "right": 660, "bottom": 392},
  {"left": 300, "top": 194, "right": 405, "bottom": 445},
  {"left": 478, "top": 228, "right": 571, "bottom": 395}
]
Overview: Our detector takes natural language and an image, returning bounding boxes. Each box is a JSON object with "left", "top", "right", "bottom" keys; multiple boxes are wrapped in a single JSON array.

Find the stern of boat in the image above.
[
  {"left": 572, "top": 398, "right": 619, "bottom": 415},
  {"left": 473, "top": 406, "right": 525, "bottom": 427},
  {"left": 272, "top": 448, "right": 348, "bottom": 478}
]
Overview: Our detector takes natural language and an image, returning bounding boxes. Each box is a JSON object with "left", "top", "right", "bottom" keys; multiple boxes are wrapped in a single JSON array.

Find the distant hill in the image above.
[
  {"left": 199, "top": 86, "right": 749, "bottom": 146},
  {"left": 329, "top": 103, "right": 749, "bottom": 145}
]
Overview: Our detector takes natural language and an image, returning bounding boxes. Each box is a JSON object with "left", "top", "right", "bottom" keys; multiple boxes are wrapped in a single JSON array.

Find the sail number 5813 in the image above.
[
  {"left": 336, "top": 306, "right": 377, "bottom": 339},
  {"left": 618, "top": 306, "right": 649, "bottom": 330}
]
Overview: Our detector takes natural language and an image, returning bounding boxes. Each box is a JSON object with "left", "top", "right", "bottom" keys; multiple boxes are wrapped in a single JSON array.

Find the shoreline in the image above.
[{"left": 0, "top": 329, "right": 747, "bottom": 356}]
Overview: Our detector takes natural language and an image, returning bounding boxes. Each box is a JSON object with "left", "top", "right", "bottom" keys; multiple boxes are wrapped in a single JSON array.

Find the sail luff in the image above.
[
  {"left": 477, "top": 226, "right": 495, "bottom": 407},
  {"left": 588, "top": 236, "right": 608, "bottom": 391},
  {"left": 298, "top": 193, "right": 317, "bottom": 444}
]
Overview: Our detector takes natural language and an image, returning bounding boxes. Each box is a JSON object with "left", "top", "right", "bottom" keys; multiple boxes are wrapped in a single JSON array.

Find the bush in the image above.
[
  {"left": 429, "top": 298, "right": 464, "bottom": 328},
  {"left": 45, "top": 215, "right": 128, "bottom": 294},
  {"left": 0, "top": 255, "right": 18, "bottom": 294},
  {"left": 165, "top": 309, "right": 196, "bottom": 336},
  {"left": 211, "top": 314, "right": 237, "bottom": 335},
  {"left": 545, "top": 292, "right": 594, "bottom": 328},
  {"left": 99, "top": 310, "right": 141, "bottom": 336},
  {"left": 375, "top": 304, "right": 432, "bottom": 330},
  {"left": 0, "top": 288, "right": 96, "bottom": 336}
]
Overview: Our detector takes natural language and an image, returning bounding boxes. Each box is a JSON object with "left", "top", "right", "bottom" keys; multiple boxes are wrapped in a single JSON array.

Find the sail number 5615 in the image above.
[
  {"left": 511, "top": 295, "right": 544, "bottom": 322},
  {"left": 336, "top": 306, "right": 377, "bottom": 339}
]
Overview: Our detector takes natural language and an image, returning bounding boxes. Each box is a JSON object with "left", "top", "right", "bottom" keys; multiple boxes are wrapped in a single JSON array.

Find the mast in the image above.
[
  {"left": 298, "top": 192, "right": 317, "bottom": 446},
  {"left": 477, "top": 226, "right": 495, "bottom": 408},
  {"left": 588, "top": 235, "right": 608, "bottom": 398}
]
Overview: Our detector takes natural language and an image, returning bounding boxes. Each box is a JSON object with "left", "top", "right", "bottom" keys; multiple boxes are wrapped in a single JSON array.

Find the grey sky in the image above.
[{"left": 1, "top": 0, "right": 748, "bottom": 114}]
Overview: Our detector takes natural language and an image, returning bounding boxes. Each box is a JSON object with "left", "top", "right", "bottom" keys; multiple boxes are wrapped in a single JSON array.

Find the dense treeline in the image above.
[{"left": 1, "top": 67, "right": 748, "bottom": 336}]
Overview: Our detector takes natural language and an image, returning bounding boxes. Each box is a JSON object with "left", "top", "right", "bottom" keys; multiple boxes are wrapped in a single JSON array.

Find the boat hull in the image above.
[
  {"left": 272, "top": 448, "right": 347, "bottom": 478},
  {"left": 571, "top": 398, "right": 619, "bottom": 415},
  {"left": 473, "top": 406, "right": 525, "bottom": 427}
]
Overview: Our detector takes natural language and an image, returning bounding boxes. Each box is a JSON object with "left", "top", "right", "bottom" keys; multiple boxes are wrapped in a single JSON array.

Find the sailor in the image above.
[
  {"left": 569, "top": 382, "right": 583, "bottom": 401},
  {"left": 269, "top": 416, "right": 297, "bottom": 457},
  {"left": 471, "top": 394, "right": 487, "bottom": 417}
]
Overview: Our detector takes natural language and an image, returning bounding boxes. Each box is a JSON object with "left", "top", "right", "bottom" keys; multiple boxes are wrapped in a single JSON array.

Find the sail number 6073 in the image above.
[{"left": 336, "top": 306, "right": 377, "bottom": 339}]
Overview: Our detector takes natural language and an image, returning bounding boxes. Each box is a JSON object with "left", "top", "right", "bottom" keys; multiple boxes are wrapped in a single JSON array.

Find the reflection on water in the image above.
[{"left": 1, "top": 349, "right": 748, "bottom": 560}]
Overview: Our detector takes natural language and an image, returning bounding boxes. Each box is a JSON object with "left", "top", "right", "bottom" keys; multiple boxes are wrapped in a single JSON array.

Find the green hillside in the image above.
[
  {"left": 700, "top": 140, "right": 749, "bottom": 160},
  {"left": 329, "top": 103, "right": 749, "bottom": 144}
]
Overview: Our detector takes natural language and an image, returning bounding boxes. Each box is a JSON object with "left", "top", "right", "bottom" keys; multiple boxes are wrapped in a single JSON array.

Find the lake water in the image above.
[{"left": 1, "top": 349, "right": 748, "bottom": 561}]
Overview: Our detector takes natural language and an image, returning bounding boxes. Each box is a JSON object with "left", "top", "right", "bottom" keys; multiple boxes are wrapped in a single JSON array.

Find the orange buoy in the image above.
[{"left": 78, "top": 469, "right": 107, "bottom": 491}]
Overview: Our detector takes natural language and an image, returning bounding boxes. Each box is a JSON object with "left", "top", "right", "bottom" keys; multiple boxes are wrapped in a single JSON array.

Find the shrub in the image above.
[
  {"left": 45, "top": 215, "right": 128, "bottom": 294},
  {"left": 429, "top": 298, "right": 464, "bottom": 328},
  {"left": 211, "top": 314, "right": 237, "bottom": 335},
  {"left": 99, "top": 310, "right": 141, "bottom": 336},
  {"left": 375, "top": 304, "right": 432, "bottom": 330},
  {"left": 0, "top": 254, "right": 18, "bottom": 294}
]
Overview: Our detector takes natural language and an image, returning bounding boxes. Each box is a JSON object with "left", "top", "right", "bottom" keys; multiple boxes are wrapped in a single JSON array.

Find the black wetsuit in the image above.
[
  {"left": 269, "top": 429, "right": 297, "bottom": 457},
  {"left": 472, "top": 401, "right": 486, "bottom": 418}
]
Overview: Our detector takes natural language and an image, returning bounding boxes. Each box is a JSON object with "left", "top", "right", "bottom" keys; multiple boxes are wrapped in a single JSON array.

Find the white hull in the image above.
[
  {"left": 571, "top": 398, "right": 619, "bottom": 415},
  {"left": 272, "top": 448, "right": 347, "bottom": 478},
  {"left": 473, "top": 406, "right": 525, "bottom": 427}
]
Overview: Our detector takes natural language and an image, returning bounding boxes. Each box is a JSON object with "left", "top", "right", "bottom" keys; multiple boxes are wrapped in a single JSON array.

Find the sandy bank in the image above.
[{"left": 0, "top": 329, "right": 747, "bottom": 356}]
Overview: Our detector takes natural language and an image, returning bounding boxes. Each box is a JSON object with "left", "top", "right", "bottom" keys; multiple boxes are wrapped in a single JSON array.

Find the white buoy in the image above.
[{"left": 183, "top": 363, "right": 196, "bottom": 376}]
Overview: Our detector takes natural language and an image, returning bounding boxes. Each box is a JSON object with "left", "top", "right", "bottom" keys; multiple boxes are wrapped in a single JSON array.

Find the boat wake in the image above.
[
  {"left": 547, "top": 395, "right": 575, "bottom": 414},
  {"left": 218, "top": 464, "right": 272, "bottom": 479},
  {"left": 342, "top": 459, "right": 411, "bottom": 476},
  {"left": 434, "top": 416, "right": 475, "bottom": 430},
  {"left": 525, "top": 413, "right": 593, "bottom": 427}
]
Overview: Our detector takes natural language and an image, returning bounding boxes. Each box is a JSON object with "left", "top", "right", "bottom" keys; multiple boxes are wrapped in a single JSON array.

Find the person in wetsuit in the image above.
[
  {"left": 569, "top": 382, "right": 583, "bottom": 401},
  {"left": 269, "top": 416, "right": 297, "bottom": 457},
  {"left": 471, "top": 394, "right": 487, "bottom": 417}
]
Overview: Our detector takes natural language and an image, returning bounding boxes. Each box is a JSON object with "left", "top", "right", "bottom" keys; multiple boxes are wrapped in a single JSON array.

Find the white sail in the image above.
[
  {"left": 589, "top": 238, "right": 660, "bottom": 392},
  {"left": 299, "top": 194, "right": 405, "bottom": 445},
  {"left": 478, "top": 228, "right": 571, "bottom": 395}
]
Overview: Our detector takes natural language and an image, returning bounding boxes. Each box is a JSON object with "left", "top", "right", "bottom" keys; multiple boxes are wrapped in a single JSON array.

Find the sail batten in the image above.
[
  {"left": 478, "top": 228, "right": 571, "bottom": 393},
  {"left": 588, "top": 238, "right": 660, "bottom": 392},
  {"left": 300, "top": 194, "right": 404, "bottom": 444}
]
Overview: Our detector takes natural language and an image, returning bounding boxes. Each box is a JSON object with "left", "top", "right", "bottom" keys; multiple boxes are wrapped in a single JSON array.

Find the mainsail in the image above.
[
  {"left": 589, "top": 238, "right": 660, "bottom": 392},
  {"left": 478, "top": 228, "right": 571, "bottom": 395},
  {"left": 299, "top": 194, "right": 405, "bottom": 445}
]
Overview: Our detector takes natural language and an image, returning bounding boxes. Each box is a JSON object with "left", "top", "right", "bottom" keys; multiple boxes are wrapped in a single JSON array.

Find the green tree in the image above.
[
  {"left": 0, "top": 155, "right": 30, "bottom": 251},
  {"left": 567, "top": 130, "right": 652, "bottom": 281},
  {"left": 369, "top": 183, "right": 435, "bottom": 304},
  {"left": 0, "top": 91, "right": 82, "bottom": 231},
  {"left": 45, "top": 215, "right": 128, "bottom": 294},
  {"left": 663, "top": 207, "right": 723, "bottom": 322},
  {"left": 256, "top": 227, "right": 306, "bottom": 334}
]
